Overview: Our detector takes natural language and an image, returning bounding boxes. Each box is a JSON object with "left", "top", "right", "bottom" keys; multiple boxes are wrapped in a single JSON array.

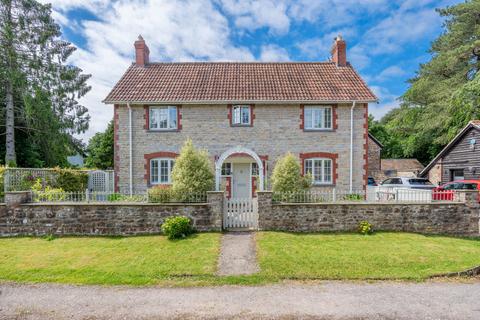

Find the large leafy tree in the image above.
[
  {"left": 377, "top": 0, "right": 480, "bottom": 164},
  {"left": 85, "top": 120, "right": 114, "bottom": 169},
  {"left": 0, "top": 0, "right": 91, "bottom": 167}
]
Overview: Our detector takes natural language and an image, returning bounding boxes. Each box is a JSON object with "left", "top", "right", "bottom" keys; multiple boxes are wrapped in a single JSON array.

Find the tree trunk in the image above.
[{"left": 5, "top": 79, "right": 16, "bottom": 165}]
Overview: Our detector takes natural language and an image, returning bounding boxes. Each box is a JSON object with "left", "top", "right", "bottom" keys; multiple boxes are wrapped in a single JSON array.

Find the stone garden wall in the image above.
[
  {"left": 257, "top": 191, "right": 480, "bottom": 236},
  {"left": 0, "top": 192, "right": 223, "bottom": 236}
]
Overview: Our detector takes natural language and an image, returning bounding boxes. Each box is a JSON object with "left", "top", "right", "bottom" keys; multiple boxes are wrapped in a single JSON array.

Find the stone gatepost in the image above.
[
  {"left": 456, "top": 190, "right": 480, "bottom": 235},
  {"left": 206, "top": 191, "right": 224, "bottom": 231},
  {"left": 5, "top": 191, "right": 31, "bottom": 207},
  {"left": 257, "top": 191, "right": 273, "bottom": 230}
]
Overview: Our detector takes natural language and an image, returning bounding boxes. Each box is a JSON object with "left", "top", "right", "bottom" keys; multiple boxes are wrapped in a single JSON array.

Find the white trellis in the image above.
[{"left": 87, "top": 170, "right": 114, "bottom": 192}]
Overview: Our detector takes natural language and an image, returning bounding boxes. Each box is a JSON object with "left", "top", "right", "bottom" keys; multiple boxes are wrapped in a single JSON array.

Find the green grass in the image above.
[
  {"left": 0, "top": 233, "right": 221, "bottom": 286},
  {"left": 256, "top": 232, "right": 480, "bottom": 280},
  {"left": 1, "top": 232, "right": 479, "bottom": 286}
]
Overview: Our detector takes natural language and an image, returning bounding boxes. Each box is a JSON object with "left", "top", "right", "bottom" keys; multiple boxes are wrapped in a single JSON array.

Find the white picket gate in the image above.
[{"left": 223, "top": 197, "right": 258, "bottom": 229}]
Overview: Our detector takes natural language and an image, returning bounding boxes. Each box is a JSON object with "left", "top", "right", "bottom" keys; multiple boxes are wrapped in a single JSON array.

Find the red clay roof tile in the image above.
[{"left": 104, "top": 62, "right": 377, "bottom": 104}]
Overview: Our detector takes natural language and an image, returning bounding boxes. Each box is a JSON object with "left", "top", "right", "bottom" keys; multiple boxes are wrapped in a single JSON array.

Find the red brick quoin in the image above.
[
  {"left": 144, "top": 151, "right": 178, "bottom": 186},
  {"left": 113, "top": 104, "right": 120, "bottom": 192},
  {"left": 300, "top": 105, "right": 338, "bottom": 130},
  {"left": 299, "top": 152, "right": 338, "bottom": 185}
]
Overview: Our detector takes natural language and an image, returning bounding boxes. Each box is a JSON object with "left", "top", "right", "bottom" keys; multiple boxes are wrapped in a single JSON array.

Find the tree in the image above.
[
  {"left": 271, "top": 152, "right": 310, "bottom": 193},
  {"left": 171, "top": 139, "right": 214, "bottom": 198},
  {"left": 379, "top": 0, "right": 480, "bottom": 164},
  {"left": 0, "top": 0, "right": 91, "bottom": 166},
  {"left": 85, "top": 120, "right": 114, "bottom": 169}
]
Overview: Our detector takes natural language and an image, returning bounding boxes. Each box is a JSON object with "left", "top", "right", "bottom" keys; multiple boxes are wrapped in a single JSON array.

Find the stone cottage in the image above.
[{"left": 103, "top": 35, "right": 377, "bottom": 198}]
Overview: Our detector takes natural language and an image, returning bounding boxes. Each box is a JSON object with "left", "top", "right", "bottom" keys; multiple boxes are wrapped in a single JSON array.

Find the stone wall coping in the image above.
[
  {"left": 272, "top": 201, "right": 466, "bottom": 206},
  {"left": 5, "top": 191, "right": 32, "bottom": 194},
  {"left": 20, "top": 202, "right": 209, "bottom": 207}
]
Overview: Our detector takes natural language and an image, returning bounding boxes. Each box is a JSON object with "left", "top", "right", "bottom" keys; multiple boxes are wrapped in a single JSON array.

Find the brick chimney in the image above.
[
  {"left": 331, "top": 35, "right": 347, "bottom": 67},
  {"left": 134, "top": 35, "right": 150, "bottom": 67}
]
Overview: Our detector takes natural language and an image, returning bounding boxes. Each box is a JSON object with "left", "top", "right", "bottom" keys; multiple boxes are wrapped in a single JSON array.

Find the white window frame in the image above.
[
  {"left": 150, "top": 158, "right": 175, "bottom": 185},
  {"left": 221, "top": 162, "right": 232, "bottom": 176},
  {"left": 304, "top": 106, "right": 332, "bottom": 130},
  {"left": 304, "top": 158, "right": 333, "bottom": 185},
  {"left": 232, "top": 105, "right": 251, "bottom": 126},
  {"left": 149, "top": 106, "right": 178, "bottom": 130}
]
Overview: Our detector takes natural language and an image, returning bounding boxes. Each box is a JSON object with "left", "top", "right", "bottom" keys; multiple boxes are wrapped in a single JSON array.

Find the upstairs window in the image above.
[
  {"left": 304, "top": 158, "right": 332, "bottom": 185},
  {"left": 150, "top": 158, "right": 175, "bottom": 184},
  {"left": 149, "top": 106, "right": 177, "bottom": 130},
  {"left": 304, "top": 106, "right": 332, "bottom": 130},
  {"left": 232, "top": 105, "right": 251, "bottom": 126}
]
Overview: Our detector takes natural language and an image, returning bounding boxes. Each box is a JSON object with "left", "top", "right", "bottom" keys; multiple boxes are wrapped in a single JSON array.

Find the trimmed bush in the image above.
[
  {"left": 344, "top": 193, "right": 364, "bottom": 201},
  {"left": 271, "top": 152, "right": 311, "bottom": 193},
  {"left": 171, "top": 139, "right": 214, "bottom": 201},
  {"left": 161, "top": 216, "right": 193, "bottom": 239},
  {"left": 148, "top": 185, "right": 174, "bottom": 203}
]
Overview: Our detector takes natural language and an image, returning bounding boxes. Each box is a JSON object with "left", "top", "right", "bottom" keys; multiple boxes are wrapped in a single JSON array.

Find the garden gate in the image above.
[{"left": 223, "top": 197, "right": 258, "bottom": 230}]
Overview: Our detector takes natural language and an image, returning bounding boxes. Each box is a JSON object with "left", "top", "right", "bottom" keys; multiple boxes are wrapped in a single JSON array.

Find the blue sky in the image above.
[{"left": 41, "top": 0, "right": 461, "bottom": 140}]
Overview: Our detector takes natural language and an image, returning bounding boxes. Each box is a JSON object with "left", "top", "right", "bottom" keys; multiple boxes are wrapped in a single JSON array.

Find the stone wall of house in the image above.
[
  {"left": 0, "top": 192, "right": 224, "bottom": 236},
  {"left": 257, "top": 191, "right": 480, "bottom": 236},
  {"left": 367, "top": 136, "right": 381, "bottom": 175},
  {"left": 115, "top": 103, "right": 368, "bottom": 192}
]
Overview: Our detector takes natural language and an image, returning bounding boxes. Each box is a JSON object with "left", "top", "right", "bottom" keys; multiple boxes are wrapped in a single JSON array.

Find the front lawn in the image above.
[
  {"left": 0, "top": 233, "right": 220, "bottom": 285},
  {"left": 256, "top": 232, "right": 480, "bottom": 280}
]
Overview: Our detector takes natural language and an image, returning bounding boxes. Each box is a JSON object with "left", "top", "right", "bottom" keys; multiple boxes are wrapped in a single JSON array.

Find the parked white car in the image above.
[{"left": 380, "top": 177, "right": 436, "bottom": 190}]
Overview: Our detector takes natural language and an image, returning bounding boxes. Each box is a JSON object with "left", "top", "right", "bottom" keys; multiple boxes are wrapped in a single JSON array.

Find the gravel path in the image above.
[
  {"left": 1, "top": 281, "right": 479, "bottom": 319},
  {"left": 217, "top": 231, "right": 259, "bottom": 276}
]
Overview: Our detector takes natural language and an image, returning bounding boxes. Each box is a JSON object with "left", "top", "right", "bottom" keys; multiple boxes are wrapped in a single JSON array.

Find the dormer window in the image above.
[
  {"left": 232, "top": 105, "right": 251, "bottom": 126},
  {"left": 149, "top": 106, "right": 178, "bottom": 130}
]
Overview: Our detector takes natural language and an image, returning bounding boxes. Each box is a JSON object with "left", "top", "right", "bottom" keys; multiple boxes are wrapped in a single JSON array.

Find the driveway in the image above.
[{"left": 1, "top": 281, "right": 479, "bottom": 319}]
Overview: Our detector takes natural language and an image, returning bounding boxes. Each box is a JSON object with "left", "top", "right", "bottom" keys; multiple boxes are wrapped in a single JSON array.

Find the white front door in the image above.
[{"left": 232, "top": 163, "right": 250, "bottom": 198}]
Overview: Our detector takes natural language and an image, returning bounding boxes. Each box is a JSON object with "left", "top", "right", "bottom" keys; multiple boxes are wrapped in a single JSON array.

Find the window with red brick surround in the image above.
[
  {"left": 300, "top": 104, "right": 338, "bottom": 131},
  {"left": 299, "top": 152, "right": 338, "bottom": 185},
  {"left": 144, "top": 151, "right": 178, "bottom": 185},
  {"left": 228, "top": 104, "right": 255, "bottom": 126},
  {"left": 144, "top": 105, "right": 182, "bottom": 131}
]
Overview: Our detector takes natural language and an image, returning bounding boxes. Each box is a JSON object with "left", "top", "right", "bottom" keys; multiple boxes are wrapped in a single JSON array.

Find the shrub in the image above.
[
  {"left": 161, "top": 216, "right": 193, "bottom": 239},
  {"left": 271, "top": 152, "right": 311, "bottom": 194},
  {"left": 171, "top": 139, "right": 214, "bottom": 201},
  {"left": 52, "top": 168, "right": 88, "bottom": 192},
  {"left": 344, "top": 193, "right": 364, "bottom": 201},
  {"left": 148, "top": 185, "right": 174, "bottom": 203},
  {"left": 358, "top": 221, "right": 373, "bottom": 235}
]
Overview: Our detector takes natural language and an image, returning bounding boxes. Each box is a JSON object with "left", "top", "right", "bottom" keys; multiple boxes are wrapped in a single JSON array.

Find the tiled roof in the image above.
[
  {"left": 381, "top": 159, "right": 424, "bottom": 172},
  {"left": 104, "top": 62, "right": 377, "bottom": 104}
]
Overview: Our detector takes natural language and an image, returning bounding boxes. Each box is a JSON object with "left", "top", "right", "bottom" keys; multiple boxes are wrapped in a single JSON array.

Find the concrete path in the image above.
[
  {"left": 1, "top": 281, "right": 480, "bottom": 319},
  {"left": 217, "top": 231, "right": 260, "bottom": 276}
]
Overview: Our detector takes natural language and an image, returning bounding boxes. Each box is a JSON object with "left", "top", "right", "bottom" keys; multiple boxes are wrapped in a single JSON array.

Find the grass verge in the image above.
[{"left": 256, "top": 231, "right": 480, "bottom": 280}]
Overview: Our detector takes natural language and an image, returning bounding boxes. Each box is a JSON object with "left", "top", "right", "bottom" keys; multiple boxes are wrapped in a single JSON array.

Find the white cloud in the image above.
[
  {"left": 259, "top": 44, "right": 290, "bottom": 61},
  {"left": 297, "top": 29, "right": 356, "bottom": 60},
  {"left": 369, "top": 85, "right": 400, "bottom": 119},
  {"left": 45, "top": 0, "right": 259, "bottom": 141},
  {"left": 373, "top": 65, "right": 408, "bottom": 82},
  {"left": 218, "top": 0, "right": 291, "bottom": 34}
]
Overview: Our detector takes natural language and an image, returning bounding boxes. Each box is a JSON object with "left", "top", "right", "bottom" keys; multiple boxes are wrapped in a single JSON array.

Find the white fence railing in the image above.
[
  {"left": 3, "top": 168, "right": 114, "bottom": 193},
  {"left": 30, "top": 190, "right": 207, "bottom": 204},
  {"left": 273, "top": 187, "right": 463, "bottom": 204}
]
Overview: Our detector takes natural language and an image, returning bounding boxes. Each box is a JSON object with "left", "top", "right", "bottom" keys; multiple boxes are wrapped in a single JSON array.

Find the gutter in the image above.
[
  {"left": 127, "top": 102, "right": 133, "bottom": 196},
  {"left": 103, "top": 99, "right": 377, "bottom": 105},
  {"left": 350, "top": 101, "right": 357, "bottom": 193}
]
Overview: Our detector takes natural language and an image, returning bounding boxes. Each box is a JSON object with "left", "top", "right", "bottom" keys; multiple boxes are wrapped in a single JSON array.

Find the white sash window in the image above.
[
  {"left": 304, "top": 106, "right": 332, "bottom": 130},
  {"left": 150, "top": 158, "right": 175, "bottom": 184},
  {"left": 149, "top": 106, "right": 177, "bottom": 130},
  {"left": 304, "top": 158, "right": 333, "bottom": 184}
]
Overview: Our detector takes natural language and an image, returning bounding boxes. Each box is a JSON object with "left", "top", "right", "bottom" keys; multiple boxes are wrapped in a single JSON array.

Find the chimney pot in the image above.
[
  {"left": 331, "top": 35, "right": 347, "bottom": 67},
  {"left": 134, "top": 35, "right": 150, "bottom": 67}
]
